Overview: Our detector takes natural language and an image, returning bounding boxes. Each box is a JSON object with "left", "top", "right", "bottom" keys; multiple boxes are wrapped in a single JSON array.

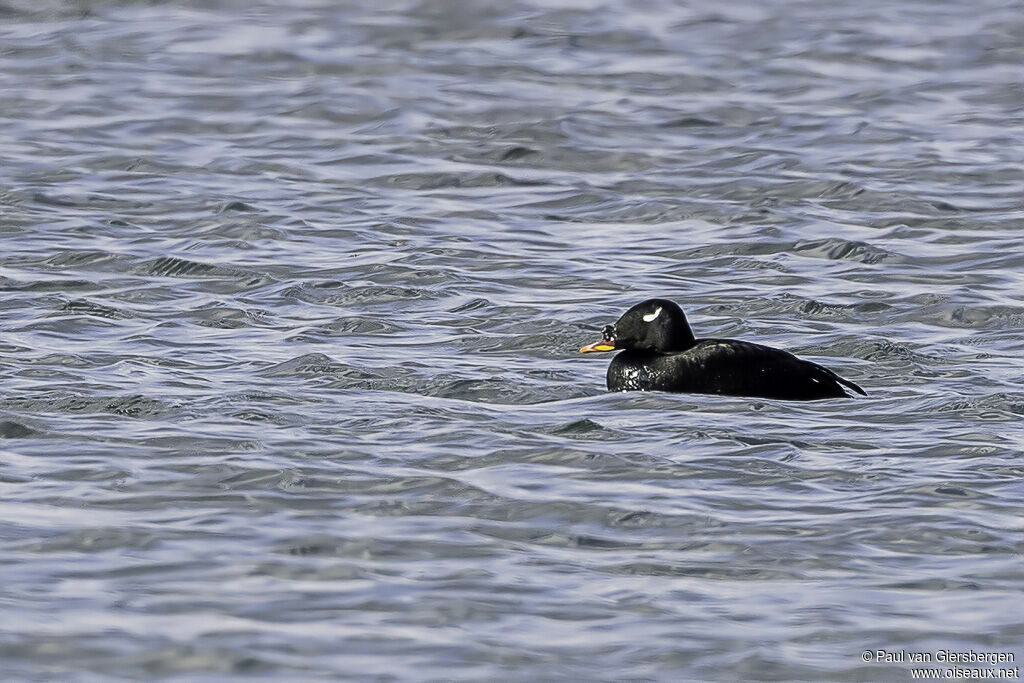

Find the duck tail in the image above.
[{"left": 837, "top": 375, "right": 867, "bottom": 397}]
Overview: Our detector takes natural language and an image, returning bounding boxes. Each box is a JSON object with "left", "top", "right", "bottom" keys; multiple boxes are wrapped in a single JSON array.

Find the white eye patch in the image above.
[{"left": 642, "top": 306, "right": 662, "bottom": 323}]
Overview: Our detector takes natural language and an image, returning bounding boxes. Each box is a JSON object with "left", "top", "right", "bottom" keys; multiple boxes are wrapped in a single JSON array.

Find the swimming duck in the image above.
[{"left": 580, "top": 298, "right": 865, "bottom": 400}]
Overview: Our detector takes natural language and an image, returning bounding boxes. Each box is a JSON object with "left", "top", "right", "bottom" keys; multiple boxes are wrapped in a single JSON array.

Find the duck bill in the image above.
[{"left": 580, "top": 339, "right": 616, "bottom": 353}]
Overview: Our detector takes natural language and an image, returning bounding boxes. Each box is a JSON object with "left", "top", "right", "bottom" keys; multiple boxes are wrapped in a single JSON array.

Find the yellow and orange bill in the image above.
[{"left": 580, "top": 339, "right": 616, "bottom": 353}]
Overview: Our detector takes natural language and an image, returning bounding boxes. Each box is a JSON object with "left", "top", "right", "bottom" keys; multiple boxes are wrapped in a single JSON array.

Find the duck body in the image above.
[
  {"left": 607, "top": 339, "right": 861, "bottom": 400},
  {"left": 582, "top": 298, "right": 865, "bottom": 401}
]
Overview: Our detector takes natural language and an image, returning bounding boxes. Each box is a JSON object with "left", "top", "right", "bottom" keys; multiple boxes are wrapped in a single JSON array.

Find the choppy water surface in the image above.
[{"left": 2, "top": 0, "right": 1023, "bottom": 679}]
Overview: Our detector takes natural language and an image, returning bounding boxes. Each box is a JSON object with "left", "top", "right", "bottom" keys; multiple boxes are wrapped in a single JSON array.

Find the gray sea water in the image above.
[{"left": 2, "top": 0, "right": 1023, "bottom": 679}]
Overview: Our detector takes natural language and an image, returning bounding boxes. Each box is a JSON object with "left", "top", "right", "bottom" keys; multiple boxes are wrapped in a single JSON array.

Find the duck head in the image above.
[{"left": 580, "top": 298, "right": 696, "bottom": 354}]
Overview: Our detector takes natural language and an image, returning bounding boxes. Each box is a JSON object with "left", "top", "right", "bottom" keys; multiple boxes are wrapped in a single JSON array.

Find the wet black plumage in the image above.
[{"left": 581, "top": 298, "right": 865, "bottom": 401}]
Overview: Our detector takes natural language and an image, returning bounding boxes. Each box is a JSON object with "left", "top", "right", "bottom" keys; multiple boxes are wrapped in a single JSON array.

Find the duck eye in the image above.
[
  {"left": 642, "top": 306, "right": 663, "bottom": 323},
  {"left": 602, "top": 325, "right": 614, "bottom": 339}
]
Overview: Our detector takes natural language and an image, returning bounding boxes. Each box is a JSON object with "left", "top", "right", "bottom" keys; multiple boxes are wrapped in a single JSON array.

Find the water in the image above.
[{"left": 2, "top": 0, "right": 1023, "bottom": 679}]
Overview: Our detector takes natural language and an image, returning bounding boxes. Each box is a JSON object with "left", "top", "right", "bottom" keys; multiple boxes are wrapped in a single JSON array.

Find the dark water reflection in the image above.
[{"left": 1, "top": 0, "right": 1023, "bottom": 678}]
